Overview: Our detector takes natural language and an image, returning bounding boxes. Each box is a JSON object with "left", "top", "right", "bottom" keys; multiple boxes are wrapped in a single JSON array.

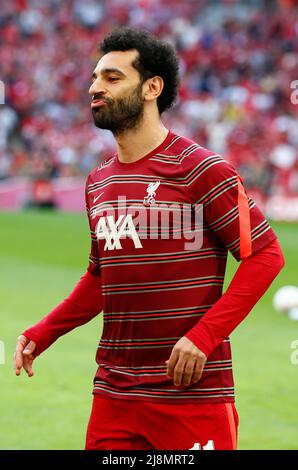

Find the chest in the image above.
[{"left": 87, "top": 174, "right": 202, "bottom": 255}]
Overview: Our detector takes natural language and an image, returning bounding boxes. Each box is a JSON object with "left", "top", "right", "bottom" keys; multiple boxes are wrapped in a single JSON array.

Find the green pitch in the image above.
[{"left": 0, "top": 210, "right": 297, "bottom": 449}]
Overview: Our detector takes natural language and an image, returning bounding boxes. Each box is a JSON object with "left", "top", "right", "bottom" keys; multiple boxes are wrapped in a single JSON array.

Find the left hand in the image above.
[{"left": 166, "top": 336, "right": 207, "bottom": 387}]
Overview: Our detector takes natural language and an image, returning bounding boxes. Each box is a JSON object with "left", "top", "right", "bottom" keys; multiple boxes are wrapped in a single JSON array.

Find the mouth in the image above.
[{"left": 91, "top": 99, "right": 107, "bottom": 109}]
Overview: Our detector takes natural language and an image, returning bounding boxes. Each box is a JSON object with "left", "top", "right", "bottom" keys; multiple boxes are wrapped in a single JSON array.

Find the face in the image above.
[{"left": 89, "top": 50, "right": 145, "bottom": 135}]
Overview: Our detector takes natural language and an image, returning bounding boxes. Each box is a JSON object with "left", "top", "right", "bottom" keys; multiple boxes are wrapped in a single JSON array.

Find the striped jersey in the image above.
[{"left": 85, "top": 129, "right": 276, "bottom": 404}]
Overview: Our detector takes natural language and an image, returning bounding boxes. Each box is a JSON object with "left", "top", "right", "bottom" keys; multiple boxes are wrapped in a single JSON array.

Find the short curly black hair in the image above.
[{"left": 98, "top": 27, "right": 180, "bottom": 115}]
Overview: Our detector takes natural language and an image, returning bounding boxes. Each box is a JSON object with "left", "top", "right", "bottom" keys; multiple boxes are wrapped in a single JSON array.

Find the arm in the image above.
[
  {"left": 14, "top": 268, "right": 103, "bottom": 377},
  {"left": 14, "top": 173, "right": 102, "bottom": 376},
  {"left": 22, "top": 269, "right": 103, "bottom": 357},
  {"left": 166, "top": 238, "right": 285, "bottom": 386},
  {"left": 166, "top": 155, "right": 284, "bottom": 386},
  {"left": 185, "top": 238, "right": 285, "bottom": 355}
]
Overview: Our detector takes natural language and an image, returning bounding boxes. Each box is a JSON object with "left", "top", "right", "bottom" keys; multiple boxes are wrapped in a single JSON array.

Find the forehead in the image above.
[{"left": 94, "top": 49, "right": 140, "bottom": 76}]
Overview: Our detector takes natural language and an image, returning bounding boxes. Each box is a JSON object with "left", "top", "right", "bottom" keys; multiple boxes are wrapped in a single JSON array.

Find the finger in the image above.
[
  {"left": 16, "top": 335, "right": 28, "bottom": 352},
  {"left": 14, "top": 335, "right": 29, "bottom": 372},
  {"left": 192, "top": 358, "right": 205, "bottom": 383},
  {"left": 23, "top": 356, "right": 34, "bottom": 377},
  {"left": 182, "top": 356, "right": 197, "bottom": 386},
  {"left": 14, "top": 350, "right": 22, "bottom": 376},
  {"left": 14, "top": 341, "right": 26, "bottom": 375},
  {"left": 173, "top": 354, "right": 186, "bottom": 386},
  {"left": 166, "top": 349, "right": 179, "bottom": 378},
  {"left": 23, "top": 341, "right": 36, "bottom": 355}
]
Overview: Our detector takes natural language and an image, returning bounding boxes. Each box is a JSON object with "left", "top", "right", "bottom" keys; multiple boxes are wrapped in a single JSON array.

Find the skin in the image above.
[
  {"left": 14, "top": 49, "right": 207, "bottom": 386},
  {"left": 89, "top": 49, "right": 169, "bottom": 163},
  {"left": 14, "top": 335, "right": 36, "bottom": 377}
]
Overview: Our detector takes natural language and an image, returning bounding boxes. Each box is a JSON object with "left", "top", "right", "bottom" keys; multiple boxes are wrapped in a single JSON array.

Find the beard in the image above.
[{"left": 91, "top": 82, "right": 144, "bottom": 136}]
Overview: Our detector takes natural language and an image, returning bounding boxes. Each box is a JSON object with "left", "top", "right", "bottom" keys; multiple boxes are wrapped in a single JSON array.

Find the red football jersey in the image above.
[{"left": 85, "top": 129, "right": 276, "bottom": 404}]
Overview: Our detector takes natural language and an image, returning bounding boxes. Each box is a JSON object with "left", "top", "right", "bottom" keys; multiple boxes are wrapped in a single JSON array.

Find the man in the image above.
[{"left": 14, "top": 27, "right": 285, "bottom": 450}]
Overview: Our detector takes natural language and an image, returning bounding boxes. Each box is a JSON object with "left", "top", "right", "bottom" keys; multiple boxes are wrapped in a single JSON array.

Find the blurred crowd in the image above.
[{"left": 0, "top": 0, "right": 298, "bottom": 199}]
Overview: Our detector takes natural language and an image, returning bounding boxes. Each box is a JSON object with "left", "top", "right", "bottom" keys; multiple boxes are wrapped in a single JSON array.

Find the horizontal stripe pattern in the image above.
[
  {"left": 85, "top": 130, "right": 275, "bottom": 404},
  {"left": 89, "top": 199, "right": 194, "bottom": 219},
  {"left": 93, "top": 380, "right": 235, "bottom": 400},
  {"left": 150, "top": 142, "right": 201, "bottom": 164},
  {"left": 102, "top": 275, "right": 224, "bottom": 296},
  {"left": 103, "top": 304, "right": 212, "bottom": 322},
  {"left": 97, "top": 359, "right": 232, "bottom": 376},
  {"left": 99, "top": 337, "right": 180, "bottom": 350},
  {"left": 227, "top": 219, "right": 271, "bottom": 254},
  {"left": 96, "top": 156, "right": 116, "bottom": 171},
  {"left": 209, "top": 199, "right": 255, "bottom": 232},
  {"left": 86, "top": 155, "right": 225, "bottom": 193},
  {"left": 99, "top": 247, "right": 227, "bottom": 268},
  {"left": 196, "top": 175, "right": 238, "bottom": 206}
]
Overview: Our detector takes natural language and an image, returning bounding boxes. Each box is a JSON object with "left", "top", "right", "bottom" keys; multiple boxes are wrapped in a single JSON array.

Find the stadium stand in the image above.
[{"left": 0, "top": 0, "right": 297, "bottom": 212}]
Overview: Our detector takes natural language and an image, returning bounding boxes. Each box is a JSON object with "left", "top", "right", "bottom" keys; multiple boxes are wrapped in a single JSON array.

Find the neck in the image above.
[{"left": 114, "top": 113, "right": 169, "bottom": 164}]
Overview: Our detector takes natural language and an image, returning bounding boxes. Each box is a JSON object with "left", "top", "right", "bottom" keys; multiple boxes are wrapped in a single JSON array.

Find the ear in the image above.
[{"left": 143, "top": 76, "right": 164, "bottom": 102}]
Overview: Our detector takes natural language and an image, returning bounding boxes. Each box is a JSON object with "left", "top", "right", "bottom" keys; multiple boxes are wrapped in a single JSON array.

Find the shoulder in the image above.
[
  {"left": 169, "top": 133, "right": 234, "bottom": 180},
  {"left": 86, "top": 153, "right": 116, "bottom": 186},
  {"left": 162, "top": 132, "right": 226, "bottom": 171},
  {"left": 168, "top": 134, "right": 240, "bottom": 204}
]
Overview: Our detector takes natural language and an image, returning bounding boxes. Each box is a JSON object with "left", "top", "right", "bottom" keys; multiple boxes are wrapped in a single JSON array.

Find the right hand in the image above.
[{"left": 14, "top": 335, "right": 37, "bottom": 377}]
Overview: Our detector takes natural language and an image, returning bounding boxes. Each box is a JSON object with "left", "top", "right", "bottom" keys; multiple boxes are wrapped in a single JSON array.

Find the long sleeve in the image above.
[
  {"left": 22, "top": 269, "right": 103, "bottom": 357},
  {"left": 22, "top": 173, "right": 103, "bottom": 357},
  {"left": 185, "top": 238, "right": 285, "bottom": 357}
]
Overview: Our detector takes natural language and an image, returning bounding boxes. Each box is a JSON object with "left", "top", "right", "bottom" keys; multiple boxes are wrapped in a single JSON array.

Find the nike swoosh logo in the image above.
[{"left": 93, "top": 191, "right": 104, "bottom": 203}]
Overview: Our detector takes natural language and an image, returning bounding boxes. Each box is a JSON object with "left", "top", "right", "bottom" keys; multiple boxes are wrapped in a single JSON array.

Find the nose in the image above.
[{"left": 89, "top": 77, "right": 106, "bottom": 97}]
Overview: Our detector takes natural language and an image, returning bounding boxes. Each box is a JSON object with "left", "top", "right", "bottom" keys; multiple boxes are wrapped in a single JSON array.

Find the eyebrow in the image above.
[{"left": 92, "top": 68, "right": 127, "bottom": 80}]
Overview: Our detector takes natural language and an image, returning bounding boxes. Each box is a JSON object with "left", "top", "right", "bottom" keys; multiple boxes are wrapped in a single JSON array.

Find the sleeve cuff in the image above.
[
  {"left": 184, "top": 322, "right": 215, "bottom": 358},
  {"left": 22, "top": 329, "right": 47, "bottom": 358}
]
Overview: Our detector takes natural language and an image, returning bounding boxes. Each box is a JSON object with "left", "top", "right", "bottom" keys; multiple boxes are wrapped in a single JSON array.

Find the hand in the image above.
[
  {"left": 14, "top": 335, "right": 36, "bottom": 377},
  {"left": 166, "top": 336, "right": 207, "bottom": 387}
]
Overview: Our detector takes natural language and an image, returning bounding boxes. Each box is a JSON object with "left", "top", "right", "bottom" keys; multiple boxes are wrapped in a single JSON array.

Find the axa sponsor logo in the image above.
[{"left": 96, "top": 214, "right": 142, "bottom": 251}]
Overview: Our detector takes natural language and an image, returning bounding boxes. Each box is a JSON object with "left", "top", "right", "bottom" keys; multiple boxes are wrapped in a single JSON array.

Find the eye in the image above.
[{"left": 108, "top": 77, "right": 119, "bottom": 82}]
